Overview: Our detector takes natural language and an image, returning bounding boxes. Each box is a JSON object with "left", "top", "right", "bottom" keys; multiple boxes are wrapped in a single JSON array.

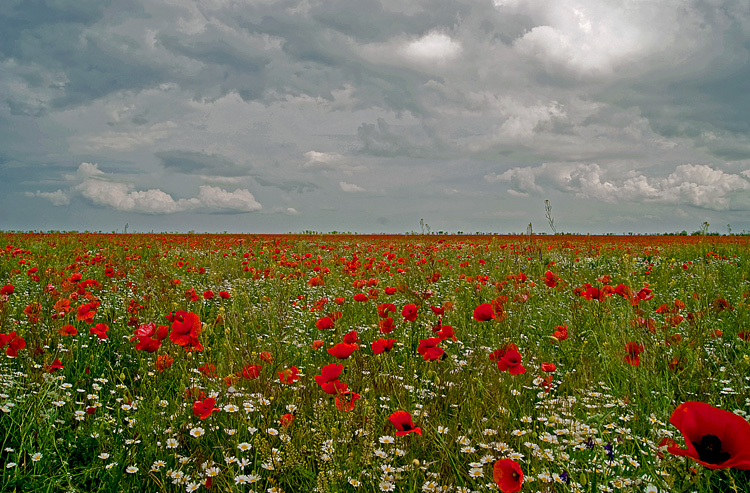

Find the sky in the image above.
[{"left": 2, "top": 0, "right": 750, "bottom": 235}]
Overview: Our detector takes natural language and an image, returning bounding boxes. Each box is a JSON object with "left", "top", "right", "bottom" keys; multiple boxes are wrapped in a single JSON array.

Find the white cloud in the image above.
[
  {"left": 69, "top": 121, "right": 178, "bottom": 152},
  {"left": 401, "top": 32, "right": 462, "bottom": 63},
  {"left": 197, "top": 185, "right": 262, "bottom": 212},
  {"left": 339, "top": 181, "right": 366, "bottom": 193},
  {"left": 493, "top": 162, "right": 750, "bottom": 209},
  {"left": 303, "top": 151, "right": 366, "bottom": 172},
  {"left": 27, "top": 190, "right": 71, "bottom": 206},
  {"left": 35, "top": 163, "right": 262, "bottom": 214}
]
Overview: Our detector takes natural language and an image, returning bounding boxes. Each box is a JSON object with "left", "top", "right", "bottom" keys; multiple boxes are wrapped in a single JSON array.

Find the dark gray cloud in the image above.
[{"left": 2, "top": 0, "right": 750, "bottom": 234}]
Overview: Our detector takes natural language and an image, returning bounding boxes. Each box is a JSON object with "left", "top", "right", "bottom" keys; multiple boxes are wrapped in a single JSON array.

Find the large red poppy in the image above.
[
  {"left": 379, "top": 317, "right": 395, "bottom": 334},
  {"left": 315, "top": 363, "right": 342, "bottom": 386},
  {"left": 170, "top": 311, "right": 202, "bottom": 347},
  {"left": 193, "top": 397, "right": 219, "bottom": 419},
  {"left": 473, "top": 303, "right": 495, "bottom": 321},
  {"left": 668, "top": 401, "right": 750, "bottom": 469},
  {"left": 417, "top": 337, "right": 444, "bottom": 361},
  {"left": 0, "top": 332, "right": 25, "bottom": 357},
  {"left": 316, "top": 316, "right": 335, "bottom": 330},
  {"left": 278, "top": 366, "right": 300, "bottom": 384},
  {"left": 402, "top": 304, "right": 418, "bottom": 322},
  {"left": 389, "top": 410, "right": 421, "bottom": 437},
  {"left": 372, "top": 338, "right": 396, "bottom": 355},
  {"left": 377, "top": 303, "right": 398, "bottom": 318},
  {"left": 335, "top": 391, "right": 360, "bottom": 412},
  {"left": 90, "top": 323, "right": 109, "bottom": 340},
  {"left": 327, "top": 342, "right": 357, "bottom": 359},
  {"left": 0, "top": 284, "right": 13, "bottom": 296},
  {"left": 493, "top": 459, "right": 524, "bottom": 493},
  {"left": 490, "top": 343, "right": 526, "bottom": 374}
]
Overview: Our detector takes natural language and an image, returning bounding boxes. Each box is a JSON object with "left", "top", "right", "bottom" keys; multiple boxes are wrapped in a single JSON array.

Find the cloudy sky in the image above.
[{"left": 2, "top": 0, "right": 750, "bottom": 234}]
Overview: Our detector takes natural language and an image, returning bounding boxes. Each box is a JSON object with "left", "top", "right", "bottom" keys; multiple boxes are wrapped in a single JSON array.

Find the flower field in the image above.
[{"left": 1, "top": 232, "right": 749, "bottom": 493}]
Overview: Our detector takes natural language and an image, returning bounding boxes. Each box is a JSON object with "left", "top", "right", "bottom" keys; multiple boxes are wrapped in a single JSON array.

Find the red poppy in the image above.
[
  {"left": 388, "top": 410, "right": 421, "bottom": 437},
  {"left": 372, "top": 338, "right": 396, "bottom": 355},
  {"left": 384, "top": 286, "right": 397, "bottom": 295},
  {"left": 315, "top": 363, "right": 342, "bottom": 386},
  {"left": 278, "top": 366, "right": 300, "bottom": 384},
  {"left": 541, "top": 362, "right": 556, "bottom": 372},
  {"left": 24, "top": 302, "right": 42, "bottom": 323},
  {"left": 198, "top": 364, "right": 217, "bottom": 378},
  {"left": 310, "top": 339, "right": 324, "bottom": 350},
  {"left": 316, "top": 316, "right": 335, "bottom": 330},
  {"left": 280, "top": 413, "right": 294, "bottom": 427},
  {"left": 0, "top": 332, "right": 25, "bottom": 357},
  {"left": 668, "top": 401, "right": 750, "bottom": 469},
  {"left": 379, "top": 317, "right": 395, "bottom": 334},
  {"left": 90, "top": 323, "right": 109, "bottom": 340},
  {"left": 552, "top": 324, "right": 568, "bottom": 341},
  {"left": 155, "top": 354, "right": 173, "bottom": 372},
  {"left": 239, "top": 363, "right": 261, "bottom": 380},
  {"left": 430, "top": 305, "right": 445, "bottom": 316},
  {"left": 402, "top": 304, "right": 418, "bottom": 322},
  {"left": 59, "top": 324, "right": 78, "bottom": 336},
  {"left": 193, "top": 397, "right": 219, "bottom": 419},
  {"left": 738, "top": 331, "right": 750, "bottom": 341},
  {"left": 260, "top": 351, "right": 274, "bottom": 363},
  {"left": 490, "top": 343, "right": 526, "bottom": 375},
  {"left": 219, "top": 291, "right": 231, "bottom": 299},
  {"left": 136, "top": 336, "right": 161, "bottom": 352},
  {"left": 170, "top": 311, "right": 202, "bottom": 348},
  {"left": 636, "top": 287, "right": 654, "bottom": 301},
  {"left": 473, "top": 303, "right": 495, "bottom": 321},
  {"left": 327, "top": 342, "right": 357, "bottom": 359},
  {"left": 624, "top": 342, "right": 643, "bottom": 366},
  {"left": 417, "top": 338, "right": 444, "bottom": 361},
  {"left": 437, "top": 325, "right": 456, "bottom": 341},
  {"left": 335, "top": 391, "right": 360, "bottom": 412},
  {"left": 203, "top": 290, "right": 214, "bottom": 299},
  {"left": 377, "top": 303, "right": 398, "bottom": 318},
  {"left": 343, "top": 330, "right": 358, "bottom": 344},
  {"left": 543, "top": 270, "right": 558, "bottom": 288},
  {"left": 46, "top": 359, "right": 64, "bottom": 372},
  {"left": 493, "top": 459, "right": 524, "bottom": 493},
  {"left": 353, "top": 293, "right": 368, "bottom": 302},
  {"left": 0, "top": 284, "right": 13, "bottom": 296}
]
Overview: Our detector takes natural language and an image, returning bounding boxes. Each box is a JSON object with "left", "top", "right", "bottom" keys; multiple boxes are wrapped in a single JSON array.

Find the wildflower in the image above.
[
  {"left": 277, "top": 366, "right": 300, "bottom": 384},
  {"left": 493, "top": 459, "right": 524, "bottom": 493},
  {"left": 417, "top": 337, "right": 444, "bottom": 361},
  {"left": 667, "top": 401, "right": 750, "bottom": 469},
  {"left": 190, "top": 427, "right": 205, "bottom": 438},
  {"left": 31, "top": 452, "right": 43, "bottom": 462},
  {"left": 166, "top": 438, "right": 179, "bottom": 449},
  {"left": 402, "top": 304, "right": 418, "bottom": 321},
  {"left": 473, "top": 303, "right": 495, "bottom": 321},
  {"left": 623, "top": 342, "right": 643, "bottom": 366},
  {"left": 316, "top": 316, "right": 335, "bottom": 330},
  {"left": 327, "top": 343, "right": 357, "bottom": 360},
  {"left": 238, "top": 442, "right": 252, "bottom": 451},
  {"left": 372, "top": 338, "right": 396, "bottom": 355},
  {"left": 126, "top": 465, "right": 139, "bottom": 474},
  {"left": 490, "top": 344, "right": 526, "bottom": 375},
  {"left": 389, "top": 410, "right": 422, "bottom": 437},
  {"left": 335, "top": 391, "right": 360, "bottom": 412},
  {"left": 156, "top": 354, "right": 173, "bottom": 372},
  {"left": 193, "top": 397, "right": 219, "bottom": 419}
]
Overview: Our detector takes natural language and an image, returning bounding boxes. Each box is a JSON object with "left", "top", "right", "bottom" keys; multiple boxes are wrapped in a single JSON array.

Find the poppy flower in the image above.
[
  {"left": 343, "top": 330, "right": 358, "bottom": 344},
  {"left": 169, "top": 311, "right": 202, "bottom": 347},
  {"left": 493, "top": 459, "right": 524, "bottom": 493},
  {"left": 377, "top": 303, "right": 398, "bottom": 318},
  {"left": 624, "top": 342, "right": 643, "bottom": 366},
  {"left": 430, "top": 305, "right": 445, "bottom": 316},
  {"left": 384, "top": 286, "right": 397, "bottom": 295},
  {"left": 59, "top": 324, "right": 78, "bottom": 336},
  {"left": 193, "top": 397, "right": 219, "bottom": 419},
  {"left": 280, "top": 413, "right": 294, "bottom": 427},
  {"left": 402, "top": 304, "right": 418, "bottom": 322},
  {"left": 379, "top": 317, "right": 395, "bottom": 334},
  {"left": 0, "top": 332, "right": 25, "bottom": 357},
  {"left": 219, "top": 291, "right": 231, "bottom": 299},
  {"left": 155, "top": 354, "right": 173, "bottom": 372},
  {"left": 314, "top": 363, "right": 343, "bottom": 386},
  {"left": 372, "top": 338, "right": 396, "bottom": 355},
  {"left": 316, "top": 316, "right": 335, "bottom": 330},
  {"left": 541, "top": 362, "right": 556, "bottom": 372},
  {"left": 490, "top": 343, "right": 526, "bottom": 375},
  {"left": 389, "top": 410, "right": 421, "bottom": 437},
  {"left": 239, "top": 363, "right": 261, "bottom": 380},
  {"left": 636, "top": 287, "right": 654, "bottom": 301},
  {"left": 46, "top": 359, "right": 64, "bottom": 372},
  {"left": 473, "top": 303, "right": 495, "bottom": 321},
  {"left": 552, "top": 324, "right": 568, "bottom": 341},
  {"left": 90, "top": 323, "right": 109, "bottom": 340},
  {"left": 136, "top": 336, "right": 161, "bottom": 353},
  {"left": 0, "top": 284, "right": 13, "bottom": 296},
  {"left": 198, "top": 364, "right": 217, "bottom": 378},
  {"left": 310, "top": 339, "right": 325, "bottom": 350},
  {"left": 417, "top": 338, "right": 444, "bottom": 361},
  {"left": 543, "top": 270, "right": 558, "bottom": 288},
  {"left": 437, "top": 325, "right": 457, "bottom": 341},
  {"left": 353, "top": 293, "right": 368, "bottom": 302},
  {"left": 260, "top": 351, "right": 274, "bottom": 363},
  {"left": 335, "top": 391, "right": 360, "bottom": 412},
  {"left": 278, "top": 366, "right": 300, "bottom": 384},
  {"left": 203, "top": 290, "right": 214, "bottom": 299},
  {"left": 327, "top": 342, "right": 357, "bottom": 359},
  {"left": 24, "top": 302, "right": 42, "bottom": 323},
  {"left": 667, "top": 401, "right": 750, "bottom": 469}
]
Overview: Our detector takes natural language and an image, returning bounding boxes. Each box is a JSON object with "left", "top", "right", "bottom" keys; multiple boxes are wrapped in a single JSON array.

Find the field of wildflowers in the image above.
[{"left": 1, "top": 232, "right": 749, "bottom": 493}]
